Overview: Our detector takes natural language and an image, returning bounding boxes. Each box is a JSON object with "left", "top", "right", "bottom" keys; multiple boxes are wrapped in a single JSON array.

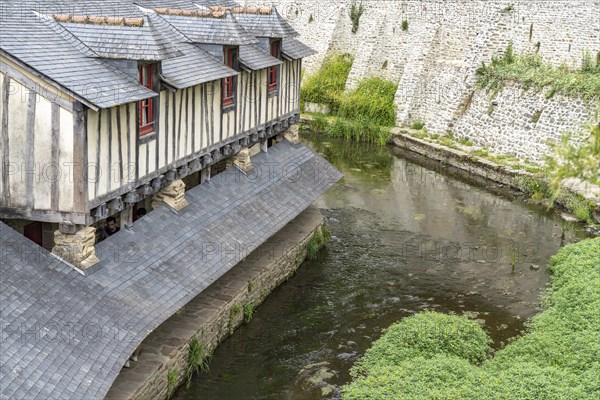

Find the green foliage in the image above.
[
  {"left": 350, "top": 312, "right": 491, "bottom": 378},
  {"left": 343, "top": 238, "right": 600, "bottom": 399},
  {"left": 476, "top": 42, "right": 600, "bottom": 100},
  {"left": 411, "top": 120, "right": 425, "bottom": 130},
  {"left": 531, "top": 110, "right": 542, "bottom": 123},
  {"left": 338, "top": 77, "right": 398, "bottom": 126},
  {"left": 308, "top": 14, "right": 313, "bottom": 23},
  {"left": 185, "top": 336, "right": 209, "bottom": 389},
  {"left": 166, "top": 368, "right": 179, "bottom": 399},
  {"left": 243, "top": 303, "right": 254, "bottom": 323},
  {"left": 247, "top": 280, "right": 253, "bottom": 293},
  {"left": 300, "top": 53, "right": 353, "bottom": 112},
  {"left": 306, "top": 226, "right": 331, "bottom": 260},
  {"left": 306, "top": 116, "right": 390, "bottom": 145},
  {"left": 401, "top": 20, "right": 409, "bottom": 31},
  {"left": 349, "top": 0, "right": 365, "bottom": 34},
  {"left": 229, "top": 305, "right": 241, "bottom": 334},
  {"left": 502, "top": 4, "right": 514, "bottom": 13},
  {"left": 545, "top": 113, "right": 600, "bottom": 191}
]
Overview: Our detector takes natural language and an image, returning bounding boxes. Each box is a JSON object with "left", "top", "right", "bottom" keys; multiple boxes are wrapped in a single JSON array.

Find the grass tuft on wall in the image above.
[{"left": 476, "top": 42, "right": 600, "bottom": 100}]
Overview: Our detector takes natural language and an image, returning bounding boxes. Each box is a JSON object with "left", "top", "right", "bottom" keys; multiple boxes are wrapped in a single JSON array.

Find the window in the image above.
[
  {"left": 138, "top": 64, "right": 155, "bottom": 136},
  {"left": 268, "top": 40, "right": 281, "bottom": 94},
  {"left": 223, "top": 47, "right": 237, "bottom": 108}
]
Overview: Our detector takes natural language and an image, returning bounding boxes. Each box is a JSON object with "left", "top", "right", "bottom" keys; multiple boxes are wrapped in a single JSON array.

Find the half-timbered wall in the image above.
[
  {"left": 85, "top": 61, "right": 302, "bottom": 207},
  {"left": 0, "top": 71, "right": 85, "bottom": 222}
]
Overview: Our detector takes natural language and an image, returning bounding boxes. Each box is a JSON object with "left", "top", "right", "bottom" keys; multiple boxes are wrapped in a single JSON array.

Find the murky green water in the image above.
[{"left": 173, "top": 136, "right": 589, "bottom": 400}]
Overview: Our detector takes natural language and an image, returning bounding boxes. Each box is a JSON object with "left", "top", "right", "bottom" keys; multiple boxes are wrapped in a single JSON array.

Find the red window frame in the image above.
[
  {"left": 223, "top": 48, "right": 236, "bottom": 107},
  {"left": 138, "top": 64, "right": 155, "bottom": 136},
  {"left": 268, "top": 40, "right": 281, "bottom": 93}
]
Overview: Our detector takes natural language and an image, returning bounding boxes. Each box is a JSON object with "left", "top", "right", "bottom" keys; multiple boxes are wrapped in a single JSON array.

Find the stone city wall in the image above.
[{"left": 247, "top": 0, "right": 599, "bottom": 161}]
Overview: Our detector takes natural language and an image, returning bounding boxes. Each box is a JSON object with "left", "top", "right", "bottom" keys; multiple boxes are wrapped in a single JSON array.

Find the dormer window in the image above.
[
  {"left": 223, "top": 47, "right": 238, "bottom": 108},
  {"left": 138, "top": 63, "right": 156, "bottom": 136},
  {"left": 268, "top": 40, "right": 281, "bottom": 94}
]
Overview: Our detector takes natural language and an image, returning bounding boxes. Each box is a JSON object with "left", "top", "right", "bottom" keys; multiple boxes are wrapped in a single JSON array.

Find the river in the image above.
[{"left": 173, "top": 135, "right": 588, "bottom": 400}]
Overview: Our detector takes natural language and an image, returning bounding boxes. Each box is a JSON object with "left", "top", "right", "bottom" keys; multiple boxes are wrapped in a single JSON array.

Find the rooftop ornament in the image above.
[
  {"left": 208, "top": 6, "right": 273, "bottom": 15},
  {"left": 153, "top": 8, "right": 226, "bottom": 18},
  {"left": 52, "top": 14, "right": 145, "bottom": 27}
]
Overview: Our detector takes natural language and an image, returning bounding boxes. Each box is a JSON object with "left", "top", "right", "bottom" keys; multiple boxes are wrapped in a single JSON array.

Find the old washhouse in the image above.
[{"left": 0, "top": 1, "right": 341, "bottom": 399}]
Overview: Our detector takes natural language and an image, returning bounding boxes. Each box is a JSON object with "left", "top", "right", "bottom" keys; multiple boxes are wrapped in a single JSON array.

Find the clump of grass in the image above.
[
  {"left": 306, "top": 226, "right": 332, "bottom": 260},
  {"left": 338, "top": 77, "right": 398, "bottom": 126},
  {"left": 476, "top": 42, "right": 600, "bottom": 100},
  {"left": 349, "top": 0, "right": 365, "bottom": 34},
  {"left": 184, "top": 336, "right": 209, "bottom": 389},
  {"left": 301, "top": 53, "right": 353, "bottom": 112},
  {"left": 308, "top": 116, "right": 390, "bottom": 145},
  {"left": 410, "top": 120, "right": 424, "bottom": 130},
  {"left": 243, "top": 303, "right": 254, "bottom": 323},
  {"left": 401, "top": 20, "right": 409, "bottom": 31},
  {"left": 166, "top": 368, "right": 179, "bottom": 399}
]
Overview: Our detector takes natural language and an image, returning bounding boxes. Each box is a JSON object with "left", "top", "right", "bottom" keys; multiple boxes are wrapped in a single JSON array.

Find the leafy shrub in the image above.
[
  {"left": 402, "top": 20, "right": 409, "bottom": 31},
  {"left": 301, "top": 53, "right": 353, "bottom": 112},
  {"left": 338, "top": 77, "right": 398, "bottom": 126},
  {"left": 351, "top": 311, "right": 491, "bottom": 377},
  {"left": 545, "top": 115, "right": 600, "bottom": 190},
  {"left": 349, "top": 0, "right": 365, "bottom": 34},
  {"left": 344, "top": 238, "right": 600, "bottom": 399}
]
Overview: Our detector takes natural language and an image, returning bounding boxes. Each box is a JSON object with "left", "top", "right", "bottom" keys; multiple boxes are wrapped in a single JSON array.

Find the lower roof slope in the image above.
[{"left": 0, "top": 141, "right": 342, "bottom": 400}]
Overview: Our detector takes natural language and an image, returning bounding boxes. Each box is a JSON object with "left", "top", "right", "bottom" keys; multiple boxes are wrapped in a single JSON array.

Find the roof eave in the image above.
[{"left": 0, "top": 48, "right": 100, "bottom": 111}]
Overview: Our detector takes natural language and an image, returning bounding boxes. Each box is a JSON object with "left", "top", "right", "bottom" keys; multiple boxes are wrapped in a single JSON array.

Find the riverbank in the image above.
[
  {"left": 343, "top": 237, "right": 600, "bottom": 399},
  {"left": 389, "top": 129, "right": 600, "bottom": 229},
  {"left": 105, "top": 207, "right": 327, "bottom": 400}
]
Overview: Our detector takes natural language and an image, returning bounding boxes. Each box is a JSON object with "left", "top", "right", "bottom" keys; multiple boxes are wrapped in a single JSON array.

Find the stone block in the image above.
[
  {"left": 52, "top": 227, "right": 99, "bottom": 270},
  {"left": 152, "top": 179, "right": 189, "bottom": 212}
]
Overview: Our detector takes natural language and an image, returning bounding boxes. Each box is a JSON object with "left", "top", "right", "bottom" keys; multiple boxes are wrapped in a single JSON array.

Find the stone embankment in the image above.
[{"left": 106, "top": 207, "right": 327, "bottom": 400}]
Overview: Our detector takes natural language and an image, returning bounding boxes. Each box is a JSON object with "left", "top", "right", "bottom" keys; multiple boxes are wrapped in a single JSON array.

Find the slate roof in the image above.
[
  {"left": 230, "top": 7, "right": 299, "bottom": 39},
  {"left": 155, "top": 10, "right": 259, "bottom": 45},
  {"left": 283, "top": 38, "right": 317, "bottom": 60},
  {"left": 161, "top": 43, "right": 237, "bottom": 89},
  {"left": 0, "top": 141, "right": 342, "bottom": 400},
  {"left": 239, "top": 44, "right": 282, "bottom": 71},
  {"left": 0, "top": 5, "right": 157, "bottom": 109},
  {"left": 51, "top": 19, "right": 184, "bottom": 61},
  {"left": 0, "top": 0, "right": 312, "bottom": 108}
]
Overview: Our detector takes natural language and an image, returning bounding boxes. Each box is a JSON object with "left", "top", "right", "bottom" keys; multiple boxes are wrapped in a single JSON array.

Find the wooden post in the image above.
[{"left": 121, "top": 205, "right": 133, "bottom": 230}]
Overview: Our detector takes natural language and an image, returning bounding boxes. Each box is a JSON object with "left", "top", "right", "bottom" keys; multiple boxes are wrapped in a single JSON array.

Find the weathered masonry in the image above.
[{"left": 0, "top": 1, "right": 342, "bottom": 399}]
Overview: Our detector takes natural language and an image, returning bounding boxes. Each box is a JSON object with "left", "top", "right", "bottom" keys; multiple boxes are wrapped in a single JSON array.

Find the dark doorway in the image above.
[{"left": 24, "top": 221, "right": 43, "bottom": 246}]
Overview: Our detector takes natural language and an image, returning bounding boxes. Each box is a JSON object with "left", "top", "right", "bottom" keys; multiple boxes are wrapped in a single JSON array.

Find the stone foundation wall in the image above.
[
  {"left": 106, "top": 207, "right": 326, "bottom": 400},
  {"left": 247, "top": 0, "right": 599, "bottom": 162},
  {"left": 452, "top": 83, "right": 595, "bottom": 163}
]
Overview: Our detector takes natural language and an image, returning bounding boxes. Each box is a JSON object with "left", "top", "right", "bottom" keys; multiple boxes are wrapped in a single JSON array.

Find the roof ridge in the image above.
[
  {"left": 207, "top": 6, "right": 273, "bottom": 15},
  {"left": 53, "top": 14, "right": 145, "bottom": 27},
  {"left": 33, "top": 12, "right": 99, "bottom": 58},
  {"left": 153, "top": 8, "right": 226, "bottom": 18}
]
